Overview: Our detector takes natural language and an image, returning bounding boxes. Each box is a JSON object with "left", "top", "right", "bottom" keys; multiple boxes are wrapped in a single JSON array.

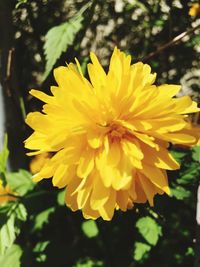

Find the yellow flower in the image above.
[
  {"left": 189, "top": 3, "right": 200, "bottom": 17},
  {"left": 25, "top": 48, "right": 200, "bottom": 220},
  {"left": 30, "top": 152, "right": 50, "bottom": 174},
  {"left": 0, "top": 180, "right": 16, "bottom": 204}
]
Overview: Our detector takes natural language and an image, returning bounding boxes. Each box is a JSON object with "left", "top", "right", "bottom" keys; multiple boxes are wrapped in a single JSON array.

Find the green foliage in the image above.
[
  {"left": 170, "top": 150, "right": 187, "bottom": 164},
  {"left": 185, "top": 247, "right": 194, "bottom": 256},
  {"left": 171, "top": 186, "right": 191, "bottom": 200},
  {"left": 32, "top": 207, "right": 55, "bottom": 231},
  {"left": 192, "top": 146, "right": 200, "bottom": 162},
  {"left": 0, "top": 202, "right": 27, "bottom": 255},
  {"left": 57, "top": 189, "right": 65, "bottom": 206},
  {"left": 14, "top": 203, "right": 27, "bottom": 222},
  {"left": 81, "top": 220, "right": 99, "bottom": 238},
  {"left": 73, "top": 258, "right": 103, "bottom": 267},
  {"left": 0, "top": 245, "right": 22, "bottom": 267},
  {"left": 136, "top": 216, "right": 162, "bottom": 246},
  {"left": 43, "top": 3, "right": 90, "bottom": 80},
  {"left": 0, "top": 213, "right": 15, "bottom": 255},
  {"left": 133, "top": 216, "right": 162, "bottom": 263},
  {"left": 133, "top": 242, "right": 151, "bottom": 262},
  {"left": 33, "top": 241, "right": 50, "bottom": 263},
  {"left": 6, "top": 169, "right": 35, "bottom": 196}
]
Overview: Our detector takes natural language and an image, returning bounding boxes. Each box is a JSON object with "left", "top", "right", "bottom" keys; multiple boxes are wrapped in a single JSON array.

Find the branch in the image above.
[{"left": 142, "top": 23, "right": 200, "bottom": 62}]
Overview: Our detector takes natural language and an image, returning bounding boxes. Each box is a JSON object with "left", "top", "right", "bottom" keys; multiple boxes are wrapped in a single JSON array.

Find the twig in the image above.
[
  {"left": 4, "top": 48, "right": 14, "bottom": 97},
  {"left": 142, "top": 24, "right": 200, "bottom": 62},
  {"left": 6, "top": 48, "right": 14, "bottom": 79},
  {"left": 69, "top": 0, "right": 98, "bottom": 56}
]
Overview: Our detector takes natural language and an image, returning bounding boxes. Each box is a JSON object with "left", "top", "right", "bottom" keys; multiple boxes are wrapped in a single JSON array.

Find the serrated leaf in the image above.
[
  {"left": 6, "top": 169, "right": 35, "bottom": 196},
  {"left": 81, "top": 220, "right": 99, "bottom": 238},
  {"left": 170, "top": 150, "right": 186, "bottom": 163},
  {"left": 0, "top": 134, "right": 9, "bottom": 175},
  {"left": 133, "top": 242, "right": 151, "bottom": 262},
  {"left": 136, "top": 216, "right": 162, "bottom": 246},
  {"left": 32, "top": 207, "right": 55, "bottom": 231},
  {"left": 171, "top": 186, "right": 191, "bottom": 200},
  {"left": 0, "top": 215, "right": 15, "bottom": 255},
  {"left": 177, "top": 165, "right": 200, "bottom": 185},
  {"left": 192, "top": 146, "right": 200, "bottom": 162},
  {"left": 0, "top": 244, "right": 22, "bottom": 267},
  {"left": 0, "top": 202, "right": 27, "bottom": 255},
  {"left": 14, "top": 203, "right": 27, "bottom": 222},
  {"left": 43, "top": 3, "right": 90, "bottom": 80}
]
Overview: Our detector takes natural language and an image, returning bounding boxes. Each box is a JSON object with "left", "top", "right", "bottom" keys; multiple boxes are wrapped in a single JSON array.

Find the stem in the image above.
[
  {"left": 23, "top": 190, "right": 55, "bottom": 199},
  {"left": 0, "top": 190, "right": 55, "bottom": 200},
  {"left": 142, "top": 23, "right": 200, "bottom": 62}
]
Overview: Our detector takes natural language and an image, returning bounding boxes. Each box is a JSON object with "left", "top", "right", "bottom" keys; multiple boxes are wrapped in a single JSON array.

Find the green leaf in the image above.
[
  {"left": 192, "top": 146, "right": 200, "bottom": 162},
  {"left": 6, "top": 169, "right": 35, "bottom": 196},
  {"left": 177, "top": 164, "right": 200, "bottom": 185},
  {"left": 0, "top": 245, "right": 22, "bottom": 267},
  {"left": 81, "top": 220, "right": 99, "bottom": 238},
  {"left": 136, "top": 216, "right": 162, "bottom": 246},
  {"left": 171, "top": 186, "right": 191, "bottom": 200},
  {"left": 133, "top": 242, "right": 151, "bottom": 262},
  {"left": 170, "top": 150, "right": 186, "bottom": 164},
  {"left": 33, "top": 241, "right": 49, "bottom": 253},
  {"left": 14, "top": 203, "right": 27, "bottom": 222},
  {"left": 32, "top": 207, "right": 55, "bottom": 231},
  {"left": 0, "top": 202, "right": 27, "bottom": 255},
  {"left": 0, "top": 134, "right": 9, "bottom": 175},
  {"left": 74, "top": 257, "right": 103, "bottom": 267},
  {"left": 185, "top": 246, "right": 194, "bottom": 256},
  {"left": 0, "top": 214, "right": 15, "bottom": 255},
  {"left": 57, "top": 189, "right": 65, "bottom": 206},
  {"left": 43, "top": 3, "right": 90, "bottom": 80},
  {"left": 33, "top": 241, "right": 50, "bottom": 263}
]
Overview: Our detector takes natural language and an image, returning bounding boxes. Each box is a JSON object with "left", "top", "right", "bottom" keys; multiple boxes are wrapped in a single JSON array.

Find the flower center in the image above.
[{"left": 108, "top": 123, "right": 126, "bottom": 142}]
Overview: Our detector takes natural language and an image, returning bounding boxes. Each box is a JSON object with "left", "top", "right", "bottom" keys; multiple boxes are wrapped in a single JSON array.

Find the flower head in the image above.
[
  {"left": 189, "top": 3, "right": 200, "bottom": 17},
  {"left": 25, "top": 48, "right": 200, "bottom": 220}
]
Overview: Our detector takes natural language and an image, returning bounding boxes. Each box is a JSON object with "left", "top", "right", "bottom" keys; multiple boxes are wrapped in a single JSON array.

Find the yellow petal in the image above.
[
  {"left": 99, "top": 189, "right": 116, "bottom": 221},
  {"left": 77, "top": 149, "right": 94, "bottom": 178},
  {"left": 90, "top": 175, "right": 110, "bottom": 210},
  {"left": 158, "top": 84, "right": 181, "bottom": 97},
  {"left": 116, "top": 191, "right": 129, "bottom": 211},
  {"left": 30, "top": 89, "right": 54, "bottom": 104},
  {"left": 107, "top": 142, "right": 121, "bottom": 166},
  {"left": 141, "top": 165, "right": 170, "bottom": 195},
  {"left": 138, "top": 173, "right": 156, "bottom": 206}
]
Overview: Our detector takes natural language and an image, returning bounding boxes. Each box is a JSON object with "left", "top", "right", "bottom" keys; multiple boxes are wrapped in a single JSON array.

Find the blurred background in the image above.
[{"left": 0, "top": 0, "right": 199, "bottom": 266}]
